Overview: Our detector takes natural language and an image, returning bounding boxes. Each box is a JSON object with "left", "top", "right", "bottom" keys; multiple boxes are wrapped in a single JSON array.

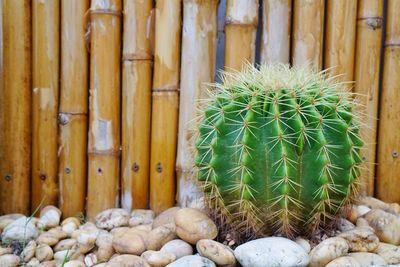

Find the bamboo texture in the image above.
[
  {"left": 292, "top": 0, "right": 325, "bottom": 69},
  {"left": 0, "top": 0, "right": 31, "bottom": 214},
  {"left": 176, "top": 0, "right": 218, "bottom": 208},
  {"left": 376, "top": 0, "right": 400, "bottom": 203},
  {"left": 354, "top": 0, "right": 383, "bottom": 196},
  {"left": 58, "top": 0, "right": 90, "bottom": 218},
  {"left": 149, "top": 0, "right": 182, "bottom": 214},
  {"left": 324, "top": 0, "right": 358, "bottom": 84},
  {"left": 121, "top": 0, "right": 153, "bottom": 210},
  {"left": 261, "top": 0, "right": 292, "bottom": 64},
  {"left": 32, "top": 0, "right": 60, "bottom": 209},
  {"left": 224, "top": 0, "right": 259, "bottom": 70},
  {"left": 87, "top": 0, "right": 122, "bottom": 219}
]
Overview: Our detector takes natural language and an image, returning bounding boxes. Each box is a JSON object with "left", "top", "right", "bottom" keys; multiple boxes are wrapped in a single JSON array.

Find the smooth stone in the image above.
[
  {"left": 0, "top": 214, "right": 24, "bottom": 230},
  {"left": 37, "top": 206, "right": 61, "bottom": 229},
  {"left": 84, "top": 253, "right": 98, "bottom": 267},
  {"left": 0, "top": 254, "right": 20, "bottom": 267},
  {"left": 175, "top": 208, "right": 217, "bottom": 244},
  {"left": 61, "top": 218, "right": 81, "bottom": 237},
  {"left": 112, "top": 228, "right": 146, "bottom": 255},
  {"left": 37, "top": 260, "right": 56, "bottom": 267},
  {"left": 325, "top": 256, "right": 361, "bottom": 267},
  {"left": 47, "top": 226, "right": 68, "bottom": 240},
  {"left": 160, "top": 239, "right": 193, "bottom": 259},
  {"left": 153, "top": 207, "right": 181, "bottom": 229},
  {"left": 364, "top": 209, "right": 400, "bottom": 245},
  {"left": 1, "top": 216, "right": 39, "bottom": 243},
  {"left": 21, "top": 240, "right": 37, "bottom": 262},
  {"left": 63, "top": 261, "right": 86, "bottom": 267},
  {"left": 197, "top": 239, "right": 236, "bottom": 266},
  {"left": 234, "top": 237, "right": 309, "bottom": 267},
  {"left": 348, "top": 252, "right": 387, "bottom": 267},
  {"left": 95, "top": 208, "right": 129, "bottom": 230},
  {"left": 36, "top": 232, "right": 59, "bottom": 246},
  {"left": 375, "top": 242, "right": 400, "bottom": 264},
  {"left": 107, "top": 254, "right": 150, "bottom": 267},
  {"left": 35, "top": 244, "right": 53, "bottom": 262},
  {"left": 141, "top": 250, "right": 176, "bottom": 267},
  {"left": 26, "top": 257, "right": 40, "bottom": 266},
  {"left": 337, "top": 218, "right": 356, "bottom": 232},
  {"left": 54, "top": 250, "right": 72, "bottom": 263},
  {"left": 358, "top": 196, "right": 400, "bottom": 214},
  {"left": 356, "top": 217, "right": 371, "bottom": 228},
  {"left": 166, "top": 255, "right": 216, "bottom": 267},
  {"left": 339, "top": 227, "right": 379, "bottom": 252},
  {"left": 309, "top": 237, "right": 349, "bottom": 267},
  {"left": 0, "top": 246, "right": 13, "bottom": 256},
  {"left": 54, "top": 239, "right": 77, "bottom": 252},
  {"left": 357, "top": 205, "right": 372, "bottom": 217},
  {"left": 146, "top": 224, "right": 177, "bottom": 250},
  {"left": 130, "top": 209, "right": 155, "bottom": 227},
  {"left": 95, "top": 230, "right": 114, "bottom": 262},
  {"left": 72, "top": 223, "right": 99, "bottom": 247},
  {"left": 295, "top": 237, "right": 311, "bottom": 253}
]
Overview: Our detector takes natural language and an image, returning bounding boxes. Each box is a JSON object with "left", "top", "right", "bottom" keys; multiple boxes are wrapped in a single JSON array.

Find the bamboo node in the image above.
[
  {"left": 385, "top": 43, "right": 400, "bottom": 48},
  {"left": 152, "top": 86, "right": 180, "bottom": 93},
  {"left": 88, "top": 150, "right": 121, "bottom": 157},
  {"left": 123, "top": 53, "right": 152, "bottom": 61},
  {"left": 89, "top": 9, "right": 122, "bottom": 17},
  {"left": 225, "top": 17, "right": 258, "bottom": 27}
]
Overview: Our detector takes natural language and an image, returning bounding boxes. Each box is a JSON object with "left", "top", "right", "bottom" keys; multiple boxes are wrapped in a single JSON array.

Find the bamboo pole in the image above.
[
  {"left": 176, "top": 0, "right": 218, "bottom": 208},
  {"left": 292, "top": 0, "right": 324, "bottom": 69},
  {"left": 32, "top": 0, "right": 60, "bottom": 209},
  {"left": 224, "top": 0, "right": 259, "bottom": 70},
  {"left": 353, "top": 0, "right": 383, "bottom": 196},
  {"left": 260, "top": 0, "right": 292, "bottom": 64},
  {"left": 324, "top": 0, "right": 358, "bottom": 83},
  {"left": 376, "top": 0, "right": 400, "bottom": 203},
  {"left": 87, "top": 0, "right": 122, "bottom": 219},
  {"left": 150, "top": 0, "right": 181, "bottom": 214},
  {"left": 0, "top": 0, "right": 31, "bottom": 214},
  {"left": 121, "top": 0, "right": 153, "bottom": 210},
  {"left": 58, "top": 0, "right": 90, "bottom": 218}
]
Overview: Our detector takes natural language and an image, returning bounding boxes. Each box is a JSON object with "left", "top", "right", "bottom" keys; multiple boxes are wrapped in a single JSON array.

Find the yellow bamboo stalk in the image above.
[
  {"left": 376, "top": 0, "right": 400, "bottom": 203},
  {"left": 324, "top": 0, "right": 358, "bottom": 83},
  {"left": 121, "top": 0, "right": 153, "bottom": 210},
  {"left": 354, "top": 0, "right": 383, "bottom": 196},
  {"left": 224, "top": 0, "right": 259, "bottom": 70},
  {"left": 292, "top": 0, "right": 324, "bottom": 69},
  {"left": 58, "top": 0, "right": 90, "bottom": 218},
  {"left": 176, "top": 0, "right": 218, "bottom": 208},
  {"left": 260, "top": 0, "right": 292, "bottom": 64},
  {"left": 32, "top": 0, "right": 60, "bottom": 208},
  {"left": 87, "top": 0, "right": 122, "bottom": 219},
  {"left": 150, "top": 0, "right": 181, "bottom": 214},
  {"left": 0, "top": 0, "right": 31, "bottom": 214}
]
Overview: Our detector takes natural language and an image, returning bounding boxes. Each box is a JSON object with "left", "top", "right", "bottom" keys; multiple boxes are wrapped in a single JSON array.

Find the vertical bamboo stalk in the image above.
[
  {"left": 292, "top": 0, "right": 324, "bottom": 69},
  {"left": 32, "top": 0, "right": 60, "bottom": 208},
  {"left": 87, "top": 0, "right": 122, "bottom": 219},
  {"left": 260, "top": 0, "right": 292, "bottom": 64},
  {"left": 324, "top": 0, "right": 358, "bottom": 83},
  {"left": 150, "top": 0, "right": 182, "bottom": 214},
  {"left": 58, "top": 0, "right": 90, "bottom": 218},
  {"left": 176, "top": 0, "right": 218, "bottom": 208},
  {"left": 354, "top": 0, "right": 383, "bottom": 196},
  {"left": 121, "top": 0, "right": 153, "bottom": 210},
  {"left": 224, "top": 0, "right": 259, "bottom": 70},
  {"left": 376, "top": 0, "right": 400, "bottom": 203},
  {"left": 0, "top": 0, "right": 31, "bottom": 214}
]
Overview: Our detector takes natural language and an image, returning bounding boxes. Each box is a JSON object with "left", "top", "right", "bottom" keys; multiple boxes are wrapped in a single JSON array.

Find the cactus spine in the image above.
[{"left": 195, "top": 64, "right": 364, "bottom": 238}]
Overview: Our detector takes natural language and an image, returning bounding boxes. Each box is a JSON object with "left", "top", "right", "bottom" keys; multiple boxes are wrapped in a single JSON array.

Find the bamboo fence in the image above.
[{"left": 1, "top": 0, "right": 400, "bottom": 216}]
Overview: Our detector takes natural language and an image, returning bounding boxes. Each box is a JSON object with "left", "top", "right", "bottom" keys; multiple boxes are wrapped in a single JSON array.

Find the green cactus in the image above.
[{"left": 195, "top": 64, "right": 364, "bottom": 238}]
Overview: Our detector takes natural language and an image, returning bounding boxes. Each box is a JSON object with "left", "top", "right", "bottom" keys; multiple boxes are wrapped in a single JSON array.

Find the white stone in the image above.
[
  {"left": 95, "top": 208, "right": 129, "bottom": 230},
  {"left": 166, "top": 255, "right": 216, "bottom": 267},
  {"left": 1, "top": 216, "right": 39, "bottom": 243},
  {"left": 0, "top": 254, "right": 20, "bottom": 267},
  {"left": 309, "top": 237, "right": 349, "bottom": 267},
  {"left": 161, "top": 239, "right": 193, "bottom": 259},
  {"left": 37, "top": 206, "right": 61, "bottom": 229},
  {"left": 295, "top": 237, "right": 311, "bottom": 253}
]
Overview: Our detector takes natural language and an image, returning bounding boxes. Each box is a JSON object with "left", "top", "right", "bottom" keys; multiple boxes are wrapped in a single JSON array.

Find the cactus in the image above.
[{"left": 195, "top": 64, "right": 364, "bottom": 238}]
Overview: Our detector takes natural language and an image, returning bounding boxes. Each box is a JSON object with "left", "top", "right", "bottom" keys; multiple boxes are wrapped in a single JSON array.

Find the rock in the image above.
[
  {"left": 61, "top": 217, "right": 81, "bottom": 237},
  {"left": 161, "top": 239, "right": 193, "bottom": 259},
  {"left": 364, "top": 209, "right": 400, "bottom": 245},
  {"left": 37, "top": 260, "right": 56, "bottom": 267},
  {"left": 175, "top": 208, "right": 217, "bottom": 244},
  {"left": 357, "top": 205, "right": 372, "bottom": 217},
  {"left": 54, "top": 239, "right": 77, "bottom": 252},
  {"left": 21, "top": 240, "right": 37, "bottom": 262},
  {"left": 26, "top": 257, "right": 40, "bottom": 266},
  {"left": 348, "top": 252, "right": 387, "bottom": 267},
  {"left": 166, "top": 255, "right": 216, "bottom": 267},
  {"left": 133, "top": 224, "right": 152, "bottom": 232},
  {"left": 110, "top": 226, "right": 130, "bottom": 236},
  {"left": 112, "top": 228, "right": 146, "bottom": 255},
  {"left": 1, "top": 216, "right": 39, "bottom": 243},
  {"left": 0, "top": 246, "right": 13, "bottom": 256},
  {"left": 346, "top": 205, "right": 360, "bottom": 223},
  {"left": 153, "top": 207, "right": 181, "bottom": 229},
  {"left": 95, "top": 230, "right": 114, "bottom": 262},
  {"left": 54, "top": 250, "right": 72, "bottom": 264},
  {"left": 375, "top": 242, "right": 400, "bottom": 264},
  {"left": 146, "top": 224, "right": 177, "bottom": 250},
  {"left": 36, "top": 232, "right": 59, "bottom": 246},
  {"left": 37, "top": 206, "right": 61, "bottom": 229},
  {"left": 63, "top": 261, "right": 86, "bottom": 267},
  {"left": 84, "top": 253, "right": 98, "bottom": 267},
  {"left": 47, "top": 226, "right": 68, "bottom": 240},
  {"left": 0, "top": 254, "right": 20, "bottom": 267},
  {"left": 357, "top": 196, "right": 400, "bottom": 214},
  {"left": 325, "top": 256, "right": 361, "bottom": 267},
  {"left": 338, "top": 228, "right": 379, "bottom": 252},
  {"left": 356, "top": 217, "right": 371, "bottom": 228},
  {"left": 35, "top": 244, "right": 53, "bottom": 262},
  {"left": 295, "top": 237, "right": 311, "bottom": 253},
  {"left": 141, "top": 250, "right": 176, "bottom": 267},
  {"left": 0, "top": 214, "right": 24, "bottom": 230},
  {"left": 309, "top": 237, "right": 349, "bottom": 267},
  {"left": 337, "top": 218, "right": 356, "bottom": 232},
  {"left": 72, "top": 222, "right": 99, "bottom": 247},
  {"left": 107, "top": 254, "right": 150, "bottom": 267},
  {"left": 197, "top": 239, "right": 236, "bottom": 267},
  {"left": 234, "top": 237, "right": 309, "bottom": 267},
  {"left": 95, "top": 208, "right": 129, "bottom": 230},
  {"left": 130, "top": 209, "right": 155, "bottom": 227}
]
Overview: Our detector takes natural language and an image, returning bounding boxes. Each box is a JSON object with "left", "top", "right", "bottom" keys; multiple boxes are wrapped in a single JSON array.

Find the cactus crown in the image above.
[{"left": 195, "top": 64, "right": 365, "bottom": 239}]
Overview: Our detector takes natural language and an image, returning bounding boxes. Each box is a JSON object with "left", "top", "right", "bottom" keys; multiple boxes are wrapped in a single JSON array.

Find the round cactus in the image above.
[{"left": 195, "top": 64, "right": 364, "bottom": 238}]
